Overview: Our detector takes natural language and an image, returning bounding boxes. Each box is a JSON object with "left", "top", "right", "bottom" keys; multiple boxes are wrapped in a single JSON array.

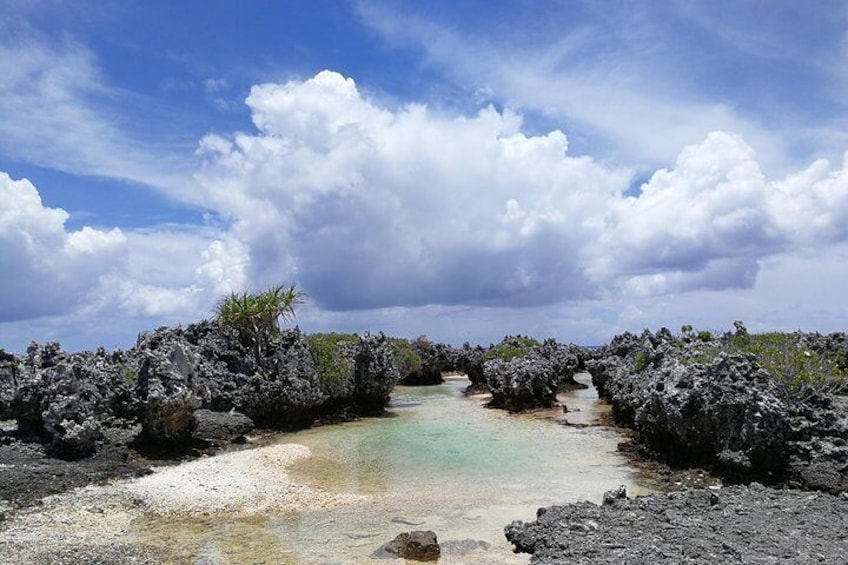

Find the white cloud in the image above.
[
  {"left": 0, "top": 172, "right": 243, "bottom": 334},
  {"left": 0, "top": 31, "right": 202, "bottom": 203},
  {"left": 196, "top": 71, "right": 631, "bottom": 310},
  {"left": 590, "top": 132, "right": 848, "bottom": 295},
  {"left": 0, "top": 172, "right": 126, "bottom": 321},
  {"left": 198, "top": 73, "right": 848, "bottom": 317},
  {"left": 767, "top": 153, "right": 848, "bottom": 243},
  {"left": 3, "top": 65, "right": 848, "bottom": 353}
]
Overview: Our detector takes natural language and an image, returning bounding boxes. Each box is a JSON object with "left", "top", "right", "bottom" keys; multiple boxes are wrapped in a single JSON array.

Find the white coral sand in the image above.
[
  {"left": 123, "top": 442, "right": 363, "bottom": 515},
  {"left": 0, "top": 442, "right": 364, "bottom": 563}
]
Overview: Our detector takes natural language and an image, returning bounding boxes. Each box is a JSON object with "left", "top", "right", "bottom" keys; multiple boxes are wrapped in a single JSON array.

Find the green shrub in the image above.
[
  {"left": 121, "top": 365, "right": 138, "bottom": 383},
  {"left": 632, "top": 351, "right": 648, "bottom": 372},
  {"left": 388, "top": 338, "right": 423, "bottom": 378},
  {"left": 686, "top": 330, "right": 848, "bottom": 395},
  {"left": 484, "top": 336, "right": 541, "bottom": 361},
  {"left": 306, "top": 332, "right": 358, "bottom": 388},
  {"left": 732, "top": 332, "right": 846, "bottom": 391}
]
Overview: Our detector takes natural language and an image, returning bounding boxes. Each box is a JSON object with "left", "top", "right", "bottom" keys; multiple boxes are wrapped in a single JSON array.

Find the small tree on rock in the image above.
[{"left": 215, "top": 284, "right": 305, "bottom": 362}]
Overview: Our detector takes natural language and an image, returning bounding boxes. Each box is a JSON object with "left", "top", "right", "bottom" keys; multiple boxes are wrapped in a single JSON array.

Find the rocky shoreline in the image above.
[
  {"left": 506, "top": 323, "right": 848, "bottom": 562},
  {"left": 3, "top": 321, "right": 848, "bottom": 563},
  {"left": 0, "top": 324, "right": 585, "bottom": 511},
  {"left": 0, "top": 322, "right": 406, "bottom": 510},
  {"left": 506, "top": 483, "right": 848, "bottom": 564}
]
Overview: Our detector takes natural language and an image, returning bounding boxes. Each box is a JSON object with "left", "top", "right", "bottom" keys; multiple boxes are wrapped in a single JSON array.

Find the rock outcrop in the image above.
[
  {"left": 585, "top": 326, "right": 848, "bottom": 492},
  {"left": 506, "top": 484, "right": 848, "bottom": 564},
  {"left": 484, "top": 337, "right": 581, "bottom": 412},
  {"left": 353, "top": 333, "right": 401, "bottom": 415},
  {"left": 0, "top": 321, "right": 401, "bottom": 462}
]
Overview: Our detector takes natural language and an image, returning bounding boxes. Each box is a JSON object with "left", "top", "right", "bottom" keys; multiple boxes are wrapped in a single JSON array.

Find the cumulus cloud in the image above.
[
  {"left": 195, "top": 72, "right": 848, "bottom": 314},
  {"left": 0, "top": 172, "right": 246, "bottom": 328},
  {"left": 0, "top": 173, "right": 126, "bottom": 321},
  {"left": 196, "top": 70, "right": 631, "bottom": 310},
  {"left": 590, "top": 131, "right": 848, "bottom": 296},
  {"left": 4, "top": 67, "right": 848, "bottom": 351}
]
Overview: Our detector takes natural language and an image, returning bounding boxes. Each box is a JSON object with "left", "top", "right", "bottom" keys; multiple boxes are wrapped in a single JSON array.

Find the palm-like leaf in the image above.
[{"left": 215, "top": 284, "right": 306, "bottom": 357}]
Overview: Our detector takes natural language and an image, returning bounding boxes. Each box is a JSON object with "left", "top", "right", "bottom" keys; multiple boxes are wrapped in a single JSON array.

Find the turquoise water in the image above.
[{"left": 273, "top": 376, "right": 652, "bottom": 563}]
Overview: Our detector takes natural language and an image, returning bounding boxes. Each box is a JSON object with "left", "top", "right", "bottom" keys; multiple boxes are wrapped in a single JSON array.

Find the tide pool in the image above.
[{"left": 133, "top": 375, "right": 652, "bottom": 564}]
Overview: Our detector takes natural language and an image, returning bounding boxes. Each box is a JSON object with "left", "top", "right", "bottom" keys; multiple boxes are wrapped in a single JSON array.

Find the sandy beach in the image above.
[{"left": 0, "top": 442, "right": 363, "bottom": 563}]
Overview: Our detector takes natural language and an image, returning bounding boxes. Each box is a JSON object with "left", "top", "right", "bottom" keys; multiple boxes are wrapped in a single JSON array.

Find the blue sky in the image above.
[{"left": 2, "top": 1, "right": 848, "bottom": 352}]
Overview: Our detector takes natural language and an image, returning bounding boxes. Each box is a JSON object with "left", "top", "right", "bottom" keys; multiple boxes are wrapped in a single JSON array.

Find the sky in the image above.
[{"left": 2, "top": 1, "right": 848, "bottom": 352}]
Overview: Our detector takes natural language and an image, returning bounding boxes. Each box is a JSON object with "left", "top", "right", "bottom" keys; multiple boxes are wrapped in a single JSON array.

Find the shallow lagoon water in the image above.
[
  {"left": 139, "top": 375, "right": 653, "bottom": 563},
  {"left": 275, "top": 375, "right": 651, "bottom": 563}
]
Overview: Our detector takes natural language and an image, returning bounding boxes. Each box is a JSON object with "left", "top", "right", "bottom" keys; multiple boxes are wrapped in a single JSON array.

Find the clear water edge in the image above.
[{"left": 135, "top": 374, "right": 656, "bottom": 564}]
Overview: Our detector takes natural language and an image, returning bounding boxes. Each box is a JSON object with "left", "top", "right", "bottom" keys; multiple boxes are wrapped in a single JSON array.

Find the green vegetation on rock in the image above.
[
  {"left": 215, "top": 284, "right": 305, "bottom": 360},
  {"left": 388, "top": 337, "right": 424, "bottom": 380},
  {"left": 632, "top": 351, "right": 648, "bottom": 372},
  {"left": 305, "top": 332, "right": 358, "bottom": 388},
  {"left": 484, "top": 336, "right": 541, "bottom": 361},
  {"left": 731, "top": 332, "right": 847, "bottom": 392},
  {"left": 681, "top": 326, "right": 847, "bottom": 395}
]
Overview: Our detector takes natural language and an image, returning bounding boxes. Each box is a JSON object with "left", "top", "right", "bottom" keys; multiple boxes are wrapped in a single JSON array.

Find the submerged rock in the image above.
[{"left": 375, "top": 530, "right": 440, "bottom": 561}]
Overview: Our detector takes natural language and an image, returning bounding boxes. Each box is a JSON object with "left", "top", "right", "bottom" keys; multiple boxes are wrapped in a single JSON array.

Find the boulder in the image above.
[
  {"left": 377, "top": 530, "right": 440, "bottom": 561},
  {"left": 192, "top": 409, "right": 254, "bottom": 442}
]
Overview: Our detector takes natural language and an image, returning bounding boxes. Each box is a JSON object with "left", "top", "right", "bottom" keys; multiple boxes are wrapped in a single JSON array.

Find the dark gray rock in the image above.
[
  {"left": 601, "top": 485, "right": 627, "bottom": 506},
  {"left": 136, "top": 342, "right": 201, "bottom": 442},
  {"left": 484, "top": 354, "right": 558, "bottom": 412},
  {"left": 586, "top": 327, "right": 848, "bottom": 492},
  {"left": 398, "top": 339, "right": 451, "bottom": 386},
  {"left": 7, "top": 344, "right": 140, "bottom": 457},
  {"left": 454, "top": 343, "right": 486, "bottom": 384},
  {"left": 135, "top": 324, "right": 324, "bottom": 430},
  {"left": 0, "top": 441, "right": 149, "bottom": 509},
  {"left": 192, "top": 409, "right": 254, "bottom": 442},
  {"left": 481, "top": 337, "right": 583, "bottom": 411},
  {"left": 506, "top": 484, "right": 848, "bottom": 564},
  {"left": 0, "top": 349, "right": 19, "bottom": 420},
  {"left": 376, "top": 530, "right": 440, "bottom": 561},
  {"left": 353, "top": 333, "right": 401, "bottom": 415}
]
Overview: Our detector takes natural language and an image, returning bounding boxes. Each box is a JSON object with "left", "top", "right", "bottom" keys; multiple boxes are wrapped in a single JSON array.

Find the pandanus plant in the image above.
[{"left": 215, "top": 284, "right": 306, "bottom": 362}]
